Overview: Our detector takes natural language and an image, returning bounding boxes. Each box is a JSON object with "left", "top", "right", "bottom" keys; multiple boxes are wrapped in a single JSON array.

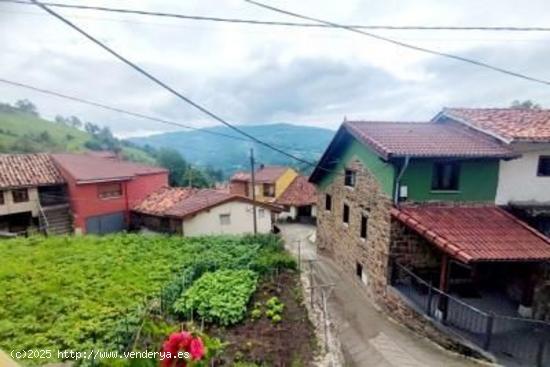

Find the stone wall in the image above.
[
  {"left": 316, "top": 156, "right": 393, "bottom": 300},
  {"left": 315, "top": 157, "right": 485, "bottom": 359},
  {"left": 390, "top": 219, "right": 442, "bottom": 269}
]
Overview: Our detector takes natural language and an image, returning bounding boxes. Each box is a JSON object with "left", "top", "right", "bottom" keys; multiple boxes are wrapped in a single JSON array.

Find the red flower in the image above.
[{"left": 189, "top": 337, "right": 205, "bottom": 360}]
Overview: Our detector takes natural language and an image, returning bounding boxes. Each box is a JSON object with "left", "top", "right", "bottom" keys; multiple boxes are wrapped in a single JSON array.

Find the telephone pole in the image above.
[{"left": 250, "top": 148, "right": 258, "bottom": 235}]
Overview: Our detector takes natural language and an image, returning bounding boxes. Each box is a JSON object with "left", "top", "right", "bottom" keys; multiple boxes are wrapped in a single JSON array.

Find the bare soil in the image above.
[{"left": 208, "top": 270, "right": 317, "bottom": 366}]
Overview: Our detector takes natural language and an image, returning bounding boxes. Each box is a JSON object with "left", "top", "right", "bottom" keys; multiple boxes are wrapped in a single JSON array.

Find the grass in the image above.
[
  {"left": 0, "top": 110, "right": 155, "bottom": 163},
  {"left": 0, "top": 233, "right": 294, "bottom": 365}
]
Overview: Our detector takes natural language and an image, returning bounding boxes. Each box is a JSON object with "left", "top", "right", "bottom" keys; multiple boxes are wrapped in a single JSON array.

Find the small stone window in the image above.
[
  {"left": 344, "top": 169, "right": 356, "bottom": 187},
  {"left": 12, "top": 189, "right": 29, "bottom": 203},
  {"left": 356, "top": 262, "right": 363, "bottom": 279},
  {"left": 432, "top": 162, "right": 460, "bottom": 191},
  {"left": 219, "top": 213, "right": 231, "bottom": 225},
  {"left": 537, "top": 156, "right": 550, "bottom": 177},
  {"left": 325, "top": 194, "right": 332, "bottom": 211},
  {"left": 0, "top": 191, "right": 4, "bottom": 205},
  {"left": 343, "top": 204, "right": 350, "bottom": 224},
  {"left": 360, "top": 214, "right": 368, "bottom": 240}
]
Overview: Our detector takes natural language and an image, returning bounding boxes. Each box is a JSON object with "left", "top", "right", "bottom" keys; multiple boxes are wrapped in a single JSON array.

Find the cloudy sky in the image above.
[{"left": 1, "top": 0, "right": 549, "bottom": 137}]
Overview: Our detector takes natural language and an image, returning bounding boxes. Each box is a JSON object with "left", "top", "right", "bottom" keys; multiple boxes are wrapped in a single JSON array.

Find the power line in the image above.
[
  {"left": 0, "top": 78, "right": 252, "bottom": 143},
  {"left": 245, "top": 0, "right": 550, "bottom": 87},
  {"left": 3, "top": 0, "right": 550, "bottom": 32},
  {"left": 29, "top": 0, "right": 318, "bottom": 167}
]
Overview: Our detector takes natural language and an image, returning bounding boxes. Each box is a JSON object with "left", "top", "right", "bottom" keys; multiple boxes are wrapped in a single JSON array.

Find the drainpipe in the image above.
[{"left": 393, "top": 156, "right": 410, "bottom": 206}]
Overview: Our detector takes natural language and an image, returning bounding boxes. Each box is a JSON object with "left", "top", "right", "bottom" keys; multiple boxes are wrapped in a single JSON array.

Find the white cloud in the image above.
[{"left": 0, "top": 0, "right": 549, "bottom": 136}]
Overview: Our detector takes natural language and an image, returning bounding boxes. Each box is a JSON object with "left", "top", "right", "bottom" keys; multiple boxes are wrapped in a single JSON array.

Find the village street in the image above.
[{"left": 279, "top": 223, "right": 483, "bottom": 367}]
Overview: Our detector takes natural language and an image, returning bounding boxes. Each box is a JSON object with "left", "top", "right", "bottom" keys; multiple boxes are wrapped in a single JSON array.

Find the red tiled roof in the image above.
[
  {"left": 0, "top": 153, "right": 65, "bottom": 189},
  {"left": 391, "top": 205, "right": 550, "bottom": 263},
  {"left": 52, "top": 153, "right": 167, "bottom": 184},
  {"left": 132, "top": 186, "right": 198, "bottom": 216},
  {"left": 230, "top": 166, "right": 289, "bottom": 183},
  {"left": 344, "top": 121, "right": 517, "bottom": 160},
  {"left": 134, "top": 188, "right": 281, "bottom": 218},
  {"left": 442, "top": 108, "right": 550, "bottom": 143},
  {"left": 276, "top": 176, "right": 317, "bottom": 206}
]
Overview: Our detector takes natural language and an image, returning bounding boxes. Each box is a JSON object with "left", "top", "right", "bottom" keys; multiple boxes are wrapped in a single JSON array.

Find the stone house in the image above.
[{"left": 309, "top": 115, "right": 550, "bottom": 365}]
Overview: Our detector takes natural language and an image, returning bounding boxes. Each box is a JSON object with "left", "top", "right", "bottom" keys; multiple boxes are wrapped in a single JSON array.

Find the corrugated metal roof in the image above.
[{"left": 52, "top": 153, "right": 167, "bottom": 183}]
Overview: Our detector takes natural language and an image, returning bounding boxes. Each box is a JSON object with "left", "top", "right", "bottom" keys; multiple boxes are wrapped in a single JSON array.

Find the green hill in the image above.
[
  {"left": 0, "top": 108, "right": 154, "bottom": 163},
  {"left": 128, "top": 123, "right": 335, "bottom": 176}
]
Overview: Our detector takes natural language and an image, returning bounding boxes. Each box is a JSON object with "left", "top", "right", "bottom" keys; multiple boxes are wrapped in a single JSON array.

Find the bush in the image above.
[
  {"left": 174, "top": 270, "right": 258, "bottom": 326},
  {"left": 251, "top": 251, "right": 297, "bottom": 274}
]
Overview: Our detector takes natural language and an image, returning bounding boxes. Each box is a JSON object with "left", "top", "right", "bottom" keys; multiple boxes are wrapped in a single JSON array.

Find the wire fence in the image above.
[{"left": 391, "top": 260, "right": 550, "bottom": 366}]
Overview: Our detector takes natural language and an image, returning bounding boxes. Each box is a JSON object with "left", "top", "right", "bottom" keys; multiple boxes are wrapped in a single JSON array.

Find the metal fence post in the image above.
[
  {"left": 536, "top": 339, "right": 545, "bottom": 367},
  {"left": 426, "top": 282, "right": 433, "bottom": 316},
  {"left": 483, "top": 314, "right": 494, "bottom": 350}
]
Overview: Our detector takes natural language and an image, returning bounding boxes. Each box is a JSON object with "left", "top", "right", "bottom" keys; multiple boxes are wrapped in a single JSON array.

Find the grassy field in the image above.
[
  {"left": 0, "top": 234, "right": 295, "bottom": 365},
  {"left": 0, "top": 110, "right": 155, "bottom": 163}
]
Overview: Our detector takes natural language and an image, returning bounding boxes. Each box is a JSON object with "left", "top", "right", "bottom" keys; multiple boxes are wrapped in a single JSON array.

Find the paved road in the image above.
[{"left": 279, "top": 223, "right": 483, "bottom": 367}]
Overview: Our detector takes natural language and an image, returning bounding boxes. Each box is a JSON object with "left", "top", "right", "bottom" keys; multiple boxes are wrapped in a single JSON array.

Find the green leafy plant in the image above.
[
  {"left": 174, "top": 270, "right": 258, "bottom": 326},
  {"left": 265, "top": 296, "right": 285, "bottom": 323}
]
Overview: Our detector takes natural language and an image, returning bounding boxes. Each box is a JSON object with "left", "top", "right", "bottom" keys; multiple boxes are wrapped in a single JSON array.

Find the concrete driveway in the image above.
[{"left": 278, "top": 223, "right": 483, "bottom": 367}]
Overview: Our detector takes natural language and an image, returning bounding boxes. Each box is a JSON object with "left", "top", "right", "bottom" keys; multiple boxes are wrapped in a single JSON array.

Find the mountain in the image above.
[
  {"left": 128, "top": 123, "right": 335, "bottom": 176},
  {"left": 0, "top": 108, "right": 155, "bottom": 163}
]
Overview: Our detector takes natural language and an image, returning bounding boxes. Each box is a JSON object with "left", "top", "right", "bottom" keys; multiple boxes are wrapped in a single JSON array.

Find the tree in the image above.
[
  {"left": 69, "top": 116, "right": 83, "bottom": 129},
  {"left": 15, "top": 99, "right": 39, "bottom": 116},
  {"left": 511, "top": 100, "right": 542, "bottom": 110},
  {"left": 156, "top": 148, "right": 189, "bottom": 186},
  {"left": 84, "top": 122, "right": 101, "bottom": 135}
]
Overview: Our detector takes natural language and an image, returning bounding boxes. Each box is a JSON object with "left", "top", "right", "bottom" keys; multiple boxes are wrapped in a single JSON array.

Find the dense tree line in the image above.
[{"left": 0, "top": 99, "right": 224, "bottom": 188}]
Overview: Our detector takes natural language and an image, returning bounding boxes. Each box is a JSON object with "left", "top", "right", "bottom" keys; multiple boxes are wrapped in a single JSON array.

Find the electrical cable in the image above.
[
  {"left": 245, "top": 0, "right": 550, "bottom": 87},
  {"left": 29, "top": 0, "right": 319, "bottom": 168},
  {"left": 3, "top": 0, "right": 550, "bottom": 32}
]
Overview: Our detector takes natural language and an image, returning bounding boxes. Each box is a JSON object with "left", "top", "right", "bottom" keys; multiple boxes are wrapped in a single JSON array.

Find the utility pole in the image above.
[{"left": 250, "top": 148, "right": 258, "bottom": 235}]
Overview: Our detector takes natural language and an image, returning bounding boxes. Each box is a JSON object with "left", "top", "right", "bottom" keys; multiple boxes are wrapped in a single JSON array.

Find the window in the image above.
[
  {"left": 538, "top": 156, "right": 550, "bottom": 177},
  {"left": 432, "top": 162, "right": 460, "bottom": 191},
  {"left": 12, "top": 189, "right": 29, "bottom": 203},
  {"left": 98, "top": 183, "right": 122, "bottom": 199},
  {"left": 360, "top": 215, "right": 368, "bottom": 239},
  {"left": 325, "top": 194, "right": 332, "bottom": 211},
  {"left": 219, "top": 213, "right": 231, "bottom": 225},
  {"left": 0, "top": 191, "right": 4, "bottom": 205},
  {"left": 356, "top": 262, "right": 363, "bottom": 279},
  {"left": 263, "top": 183, "right": 275, "bottom": 197},
  {"left": 258, "top": 208, "right": 265, "bottom": 218},
  {"left": 344, "top": 169, "right": 356, "bottom": 187},
  {"left": 343, "top": 204, "right": 350, "bottom": 224}
]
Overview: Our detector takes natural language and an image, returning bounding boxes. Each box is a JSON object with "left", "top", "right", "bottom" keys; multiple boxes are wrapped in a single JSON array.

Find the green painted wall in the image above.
[
  {"left": 317, "top": 137, "right": 395, "bottom": 196},
  {"left": 400, "top": 159, "right": 499, "bottom": 202}
]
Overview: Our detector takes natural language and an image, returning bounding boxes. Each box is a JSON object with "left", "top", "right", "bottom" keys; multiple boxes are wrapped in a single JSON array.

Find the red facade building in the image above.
[{"left": 52, "top": 153, "right": 168, "bottom": 234}]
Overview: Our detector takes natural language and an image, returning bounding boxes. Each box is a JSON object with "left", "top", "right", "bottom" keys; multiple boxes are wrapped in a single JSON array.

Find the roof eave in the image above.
[{"left": 436, "top": 110, "right": 514, "bottom": 145}]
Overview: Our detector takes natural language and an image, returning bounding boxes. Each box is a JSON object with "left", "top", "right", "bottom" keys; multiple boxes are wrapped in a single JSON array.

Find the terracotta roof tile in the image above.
[
  {"left": 442, "top": 108, "right": 550, "bottom": 142},
  {"left": 276, "top": 176, "right": 317, "bottom": 206},
  {"left": 134, "top": 187, "right": 281, "bottom": 218},
  {"left": 132, "top": 186, "right": 198, "bottom": 216},
  {"left": 52, "top": 153, "right": 167, "bottom": 183},
  {"left": 392, "top": 205, "right": 550, "bottom": 263},
  {"left": 344, "top": 121, "right": 517, "bottom": 159},
  {"left": 0, "top": 153, "right": 65, "bottom": 189}
]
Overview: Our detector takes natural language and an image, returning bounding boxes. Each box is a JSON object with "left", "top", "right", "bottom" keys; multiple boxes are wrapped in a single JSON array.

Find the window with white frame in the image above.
[{"left": 258, "top": 208, "right": 266, "bottom": 218}]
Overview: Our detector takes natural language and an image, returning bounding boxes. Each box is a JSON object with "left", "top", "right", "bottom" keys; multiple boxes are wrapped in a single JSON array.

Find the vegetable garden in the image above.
[{"left": 0, "top": 233, "right": 314, "bottom": 366}]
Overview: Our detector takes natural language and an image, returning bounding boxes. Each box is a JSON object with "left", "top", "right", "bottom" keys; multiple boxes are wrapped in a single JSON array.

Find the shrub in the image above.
[
  {"left": 251, "top": 251, "right": 297, "bottom": 274},
  {"left": 174, "top": 270, "right": 258, "bottom": 326}
]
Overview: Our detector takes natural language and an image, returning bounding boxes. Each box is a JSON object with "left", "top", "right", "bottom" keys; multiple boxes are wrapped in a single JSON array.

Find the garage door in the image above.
[{"left": 86, "top": 212, "right": 126, "bottom": 234}]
